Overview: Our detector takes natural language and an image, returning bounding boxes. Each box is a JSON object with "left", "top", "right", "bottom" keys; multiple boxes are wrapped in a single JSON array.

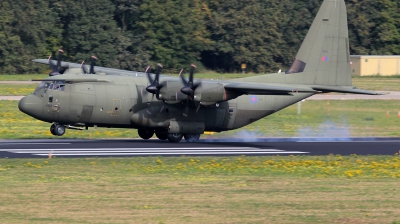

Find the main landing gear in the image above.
[
  {"left": 50, "top": 123, "right": 66, "bottom": 136},
  {"left": 138, "top": 128, "right": 154, "bottom": 139},
  {"left": 137, "top": 129, "right": 201, "bottom": 143}
]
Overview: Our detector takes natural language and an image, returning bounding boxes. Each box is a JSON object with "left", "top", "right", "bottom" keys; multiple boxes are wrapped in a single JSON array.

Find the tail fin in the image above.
[{"left": 286, "top": 0, "right": 351, "bottom": 86}]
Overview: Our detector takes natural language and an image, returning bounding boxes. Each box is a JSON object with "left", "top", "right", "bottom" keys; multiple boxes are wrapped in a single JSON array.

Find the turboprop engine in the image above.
[{"left": 193, "top": 82, "right": 240, "bottom": 105}]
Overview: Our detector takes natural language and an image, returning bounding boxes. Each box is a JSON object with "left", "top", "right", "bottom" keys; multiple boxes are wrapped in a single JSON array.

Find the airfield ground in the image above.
[
  {"left": 0, "top": 156, "right": 399, "bottom": 223},
  {"left": 1, "top": 75, "right": 400, "bottom": 223}
]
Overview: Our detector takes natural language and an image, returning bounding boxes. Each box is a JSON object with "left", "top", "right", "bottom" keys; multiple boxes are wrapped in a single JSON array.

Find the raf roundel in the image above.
[{"left": 250, "top": 95, "right": 258, "bottom": 104}]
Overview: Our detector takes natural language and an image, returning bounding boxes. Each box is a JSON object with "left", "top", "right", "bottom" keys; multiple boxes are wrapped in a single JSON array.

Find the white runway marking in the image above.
[
  {"left": 0, "top": 143, "right": 71, "bottom": 145},
  {"left": 296, "top": 140, "right": 400, "bottom": 143},
  {"left": 1, "top": 147, "right": 309, "bottom": 156}
]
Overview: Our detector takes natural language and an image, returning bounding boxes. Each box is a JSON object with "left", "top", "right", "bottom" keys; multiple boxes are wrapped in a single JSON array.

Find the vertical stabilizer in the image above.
[{"left": 286, "top": 0, "right": 351, "bottom": 86}]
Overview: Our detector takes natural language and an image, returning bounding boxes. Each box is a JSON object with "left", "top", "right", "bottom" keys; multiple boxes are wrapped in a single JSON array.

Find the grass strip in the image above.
[{"left": 0, "top": 156, "right": 399, "bottom": 223}]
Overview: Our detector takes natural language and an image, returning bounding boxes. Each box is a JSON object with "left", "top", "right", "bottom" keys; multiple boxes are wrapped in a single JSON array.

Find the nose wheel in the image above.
[{"left": 50, "top": 124, "right": 66, "bottom": 136}]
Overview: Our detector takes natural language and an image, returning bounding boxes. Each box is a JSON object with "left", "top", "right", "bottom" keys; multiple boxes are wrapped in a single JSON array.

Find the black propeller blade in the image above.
[
  {"left": 48, "top": 49, "right": 64, "bottom": 76},
  {"left": 145, "top": 63, "right": 163, "bottom": 99},
  {"left": 180, "top": 64, "right": 199, "bottom": 100},
  {"left": 81, "top": 55, "right": 97, "bottom": 74},
  {"left": 180, "top": 64, "right": 202, "bottom": 116}
]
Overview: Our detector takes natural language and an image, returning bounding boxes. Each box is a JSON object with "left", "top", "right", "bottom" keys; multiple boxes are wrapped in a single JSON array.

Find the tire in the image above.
[
  {"left": 167, "top": 133, "right": 183, "bottom": 143},
  {"left": 138, "top": 128, "right": 154, "bottom": 140},
  {"left": 184, "top": 133, "right": 201, "bottom": 142},
  {"left": 155, "top": 132, "right": 168, "bottom": 140},
  {"left": 50, "top": 124, "right": 56, "bottom": 135},
  {"left": 54, "top": 124, "right": 66, "bottom": 136}
]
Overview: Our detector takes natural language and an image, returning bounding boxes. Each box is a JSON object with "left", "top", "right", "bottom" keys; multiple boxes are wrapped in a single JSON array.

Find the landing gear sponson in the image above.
[{"left": 137, "top": 128, "right": 200, "bottom": 142}]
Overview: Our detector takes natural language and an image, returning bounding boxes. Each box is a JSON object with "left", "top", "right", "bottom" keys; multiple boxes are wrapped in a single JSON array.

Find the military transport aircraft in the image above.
[{"left": 19, "top": 0, "right": 381, "bottom": 142}]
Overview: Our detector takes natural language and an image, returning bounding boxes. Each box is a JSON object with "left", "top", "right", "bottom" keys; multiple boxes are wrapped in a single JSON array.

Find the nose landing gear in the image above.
[{"left": 50, "top": 123, "right": 66, "bottom": 136}]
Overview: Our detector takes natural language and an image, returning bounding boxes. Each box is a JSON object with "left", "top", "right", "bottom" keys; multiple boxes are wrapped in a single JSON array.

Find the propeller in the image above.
[
  {"left": 145, "top": 63, "right": 164, "bottom": 99},
  {"left": 48, "top": 49, "right": 64, "bottom": 76},
  {"left": 81, "top": 55, "right": 97, "bottom": 74},
  {"left": 180, "top": 64, "right": 199, "bottom": 100},
  {"left": 144, "top": 63, "right": 164, "bottom": 115},
  {"left": 180, "top": 64, "right": 201, "bottom": 116}
]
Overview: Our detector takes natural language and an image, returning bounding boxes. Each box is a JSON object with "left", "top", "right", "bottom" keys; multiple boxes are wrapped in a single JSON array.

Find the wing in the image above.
[
  {"left": 32, "top": 59, "right": 141, "bottom": 75},
  {"left": 31, "top": 78, "right": 112, "bottom": 83},
  {"left": 224, "top": 82, "right": 317, "bottom": 95}
]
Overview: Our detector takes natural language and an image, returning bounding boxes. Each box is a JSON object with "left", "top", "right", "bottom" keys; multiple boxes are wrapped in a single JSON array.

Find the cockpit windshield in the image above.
[{"left": 33, "top": 81, "right": 66, "bottom": 94}]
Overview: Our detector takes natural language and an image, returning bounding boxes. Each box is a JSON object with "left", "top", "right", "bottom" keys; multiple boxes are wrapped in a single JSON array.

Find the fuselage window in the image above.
[
  {"left": 60, "top": 85, "right": 65, "bottom": 91},
  {"left": 229, "top": 107, "right": 235, "bottom": 114}
]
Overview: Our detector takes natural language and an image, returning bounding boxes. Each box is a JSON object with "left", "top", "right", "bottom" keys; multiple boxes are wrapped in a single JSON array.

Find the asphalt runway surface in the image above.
[{"left": 0, "top": 138, "right": 399, "bottom": 158}]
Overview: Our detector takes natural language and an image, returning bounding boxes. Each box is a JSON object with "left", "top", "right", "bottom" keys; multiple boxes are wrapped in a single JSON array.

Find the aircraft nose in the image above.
[{"left": 18, "top": 95, "right": 43, "bottom": 118}]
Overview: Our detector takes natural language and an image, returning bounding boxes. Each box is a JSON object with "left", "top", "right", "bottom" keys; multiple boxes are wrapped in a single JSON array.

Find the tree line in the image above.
[{"left": 0, "top": 0, "right": 399, "bottom": 74}]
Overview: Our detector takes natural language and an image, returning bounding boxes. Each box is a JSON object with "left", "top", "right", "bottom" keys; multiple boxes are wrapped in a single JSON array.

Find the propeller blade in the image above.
[
  {"left": 182, "top": 99, "right": 190, "bottom": 117},
  {"left": 145, "top": 63, "right": 164, "bottom": 98},
  {"left": 189, "top": 64, "right": 196, "bottom": 84},
  {"left": 179, "top": 69, "right": 188, "bottom": 86},
  {"left": 56, "top": 49, "right": 63, "bottom": 69},
  {"left": 155, "top": 63, "right": 163, "bottom": 85},
  {"left": 48, "top": 49, "right": 64, "bottom": 76},
  {"left": 90, "top": 55, "right": 97, "bottom": 74},
  {"left": 81, "top": 60, "right": 88, "bottom": 74},
  {"left": 145, "top": 66, "right": 154, "bottom": 84},
  {"left": 180, "top": 64, "right": 197, "bottom": 99}
]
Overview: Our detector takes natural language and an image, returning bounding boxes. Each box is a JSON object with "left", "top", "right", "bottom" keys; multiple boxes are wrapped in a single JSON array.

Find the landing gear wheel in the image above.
[
  {"left": 184, "top": 134, "right": 201, "bottom": 142},
  {"left": 167, "top": 133, "right": 183, "bottom": 143},
  {"left": 50, "top": 124, "right": 56, "bottom": 135},
  {"left": 54, "top": 124, "right": 66, "bottom": 136},
  {"left": 138, "top": 129, "right": 154, "bottom": 140},
  {"left": 155, "top": 132, "right": 168, "bottom": 140}
]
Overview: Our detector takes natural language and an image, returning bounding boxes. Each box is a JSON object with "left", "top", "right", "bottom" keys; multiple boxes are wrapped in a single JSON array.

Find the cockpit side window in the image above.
[{"left": 33, "top": 81, "right": 66, "bottom": 95}]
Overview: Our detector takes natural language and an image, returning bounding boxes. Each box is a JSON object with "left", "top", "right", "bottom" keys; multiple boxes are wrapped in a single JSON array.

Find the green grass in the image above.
[
  {"left": 0, "top": 84, "right": 36, "bottom": 96},
  {"left": 0, "top": 156, "right": 399, "bottom": 223},
  {"left": 1, "top": 100, "right": 400, "bottom": 139},
  {"left": 0, "top": 74, "right": 47, "bottom": 81}
]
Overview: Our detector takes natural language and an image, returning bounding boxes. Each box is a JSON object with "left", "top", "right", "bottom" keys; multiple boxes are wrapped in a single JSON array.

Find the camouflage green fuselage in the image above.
[{"left": 27, "top": 74, "right": 312, "bottom": 132}]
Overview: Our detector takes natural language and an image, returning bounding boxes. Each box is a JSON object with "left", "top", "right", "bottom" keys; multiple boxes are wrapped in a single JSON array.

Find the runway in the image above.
[{"left": 0, "top": 138, "right": 399, "bottom": 158}]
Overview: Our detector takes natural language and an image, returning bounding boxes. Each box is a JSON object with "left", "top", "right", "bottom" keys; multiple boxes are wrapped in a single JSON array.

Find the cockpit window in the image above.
[{"left": 33, "top": 81, "right": 66, "bottom": 94}]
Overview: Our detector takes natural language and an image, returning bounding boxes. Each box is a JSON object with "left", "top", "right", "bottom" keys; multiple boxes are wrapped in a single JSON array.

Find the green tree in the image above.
[
  {"left": 0, "top": 0, "right": 61, "bottom": 73},
  {"left": 202, "top": 0, "right": 285, "bottom": 73},
  {"left": 136, "top": 0, "right": 212, "bottom": 72}
]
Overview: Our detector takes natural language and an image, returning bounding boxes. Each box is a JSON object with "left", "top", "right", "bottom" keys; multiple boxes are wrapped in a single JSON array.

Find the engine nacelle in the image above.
[
  {"left": 158, "top": 81, "right": 187, "bottom": 104},
  {"left": 194, "top": 82, "right": 240, "bottom": 104}
]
